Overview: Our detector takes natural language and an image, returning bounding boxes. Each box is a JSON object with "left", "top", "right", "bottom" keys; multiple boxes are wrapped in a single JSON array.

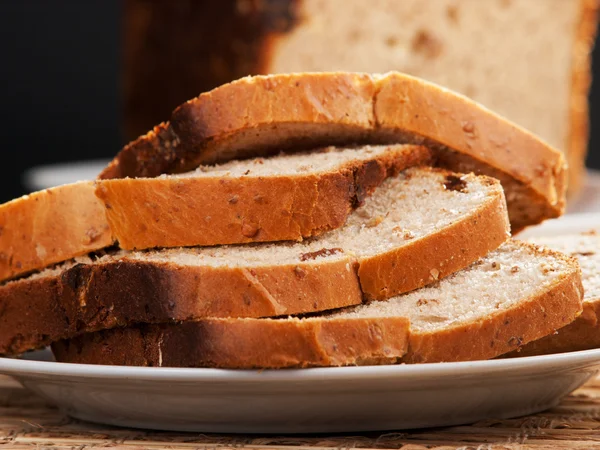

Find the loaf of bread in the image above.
[{"left": 123, "top": 0, "right": 598, "bottom": 193}]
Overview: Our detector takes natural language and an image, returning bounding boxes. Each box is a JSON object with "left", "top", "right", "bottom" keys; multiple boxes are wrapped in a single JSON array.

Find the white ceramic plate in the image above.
[
  {"left": 518, "top": 211, "right": 600, "bottom": 238},
  {"left": 1, "top": 213, "right": 600, "bottom": 434},
  {"left": 0, "top": 348, "right": 599, "bottom": 434},
  {"left": 21, "top": 159, "right": 109, "bottom": 191}
]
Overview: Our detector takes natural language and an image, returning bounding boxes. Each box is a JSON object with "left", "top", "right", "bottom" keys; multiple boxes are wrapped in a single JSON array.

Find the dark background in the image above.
[
  {"left": 1, "top": 1, "right": 599, "bottom": 203},
  {"left": 0, "top": 1, "right": 119, "bottom": 202}
]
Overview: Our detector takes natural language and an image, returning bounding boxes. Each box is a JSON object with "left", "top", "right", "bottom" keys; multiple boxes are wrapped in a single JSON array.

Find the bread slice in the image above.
[
  {"left": 51, "top": 241, "right": 583, "bottom": 368},
  {"left": 508, "top": 231, "right": 600, "bottom": 357},
  {"left": 0, "top": 144, "right": 430, "bottom": 282},
  {"left": 100, "top": 72, "right": 567, "bottom": 231},
  {"left": 99, "top": 144, "right": 431, "bottom": 250},
  {"left": 0, "top": 182, "right": 113, "bottom": 284},
  {"left": 0, "top": 167, "right": 509, "bottom": 356}
]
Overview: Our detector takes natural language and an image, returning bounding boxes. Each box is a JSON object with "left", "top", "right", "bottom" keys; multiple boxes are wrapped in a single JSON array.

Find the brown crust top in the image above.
[
  {"left": 0, "top": 182, "right": 113, "bottom": 282},
  {"left": 52, "top": 243, "right": 583, "bottom": 369},
  {"left": 99, "top": 144, "right": 432, "bottom": 250},
  {"left": 122, "top": 0, "right": 300, "bottom": 142},
  {"left": 99, "top": 72, "right": 567, "bottom": 230}
]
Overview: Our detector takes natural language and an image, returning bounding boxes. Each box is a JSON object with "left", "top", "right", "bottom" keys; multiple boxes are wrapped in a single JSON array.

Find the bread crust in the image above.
[
  {"left": 99, "top": 72, "right": 567, "bottom": 230},
  {"left": 506, "top": 297, "right": 600, "bottom": 357},
  {"left": 98, "top": 145, "right": 432, "bottom": 249},
  {"left": 51, "top": 317, "right": 410, "bottom": 368},
  {"left": 51, "top": 244, "right": 583, "bottom": 368},
  {"left": 0, "top": 145, "right": 430, "bottom": 281},
  {"left": 0, "top": 255, "right": 362, "bottom": 355},
  {"left": 0, "top": 182, "right": 113, "bottom": 282},
  {"left": 567, "top": 0, "right": 600, "bottom": 194}
]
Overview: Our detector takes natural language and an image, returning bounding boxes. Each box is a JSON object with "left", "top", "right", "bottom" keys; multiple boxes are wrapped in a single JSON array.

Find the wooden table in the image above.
[{"left": 1, "top": 375, "right": 600, "bottom": 450}]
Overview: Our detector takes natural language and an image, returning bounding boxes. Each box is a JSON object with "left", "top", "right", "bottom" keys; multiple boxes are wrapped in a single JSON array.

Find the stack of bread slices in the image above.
[{"left": 0, "top": 72, "right": 585, "bottom": 368}]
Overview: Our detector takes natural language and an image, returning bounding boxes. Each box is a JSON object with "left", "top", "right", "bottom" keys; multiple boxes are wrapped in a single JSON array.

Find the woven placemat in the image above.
[{"left": 1, "top": 375, "right": 600, "bottom": 449}]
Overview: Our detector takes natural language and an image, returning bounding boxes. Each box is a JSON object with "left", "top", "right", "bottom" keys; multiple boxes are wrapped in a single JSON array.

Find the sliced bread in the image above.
[
  {"left": 0, "top": 167, "right": 509, "bottom": 355},
  {"left": 51, "top": 241, "right": 583, "bottom": 368},
  {"left": 509, "top": 231, "right": 600, "bottom": 357},
  {"left": 100, "top": 72, "right": 568, "bottom": 231},
  {"left": 0, "top": 144, "right": 430, "bottom": 282}
]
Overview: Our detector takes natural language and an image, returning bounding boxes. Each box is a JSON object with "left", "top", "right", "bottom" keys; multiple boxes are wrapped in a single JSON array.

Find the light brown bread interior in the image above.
[
  {"left": 118, "top": 167, "right": 510, "bottom": 301},
  {"left": 264, "top": 0, "right": 598, "bottom": 194}
]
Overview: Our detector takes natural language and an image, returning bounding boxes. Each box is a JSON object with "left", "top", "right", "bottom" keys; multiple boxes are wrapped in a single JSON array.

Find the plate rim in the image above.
[
  {"left": 517, "top": 210, "right": 600, "bottom": 237},
  {"left": 3, "top": 347, "right": 600, "bottom": 383}
]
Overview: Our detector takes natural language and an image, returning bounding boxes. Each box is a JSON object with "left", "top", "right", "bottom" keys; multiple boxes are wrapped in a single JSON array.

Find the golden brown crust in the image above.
[
  {"left": 52, "top": 245, "right": 583, "bottom": 368},
  {"left": 0, "top": 182, "right": 113, "bottom": 282},
  {"left": 566, "top": 0, "right": 600, "bottom": 195},
  {"left": 171, "top": 73, "right": 378, "bottom": 164},
  {"left": 0, "top": 255, "right": 362, "bottom": 356},
  {"left": 52, "top": 317, "right": 409, "bottom": 369},
  {"left": 506, "top": 297, "right": 600, "bottom": 357},
  {"left": 99, "top": 72, "right": 567, "bottom": 230},
  {"left": 98, "top": 145, "right": 432, "bottom": 250},
  {"left": 103, "top": 73, "right": 378, "bottom": 178},
  {"left": 359, "top": 178, "right": 510, "bottom": 300},
  {"left": 403, "top": 248, "right": 584, "bottom": 363}
]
